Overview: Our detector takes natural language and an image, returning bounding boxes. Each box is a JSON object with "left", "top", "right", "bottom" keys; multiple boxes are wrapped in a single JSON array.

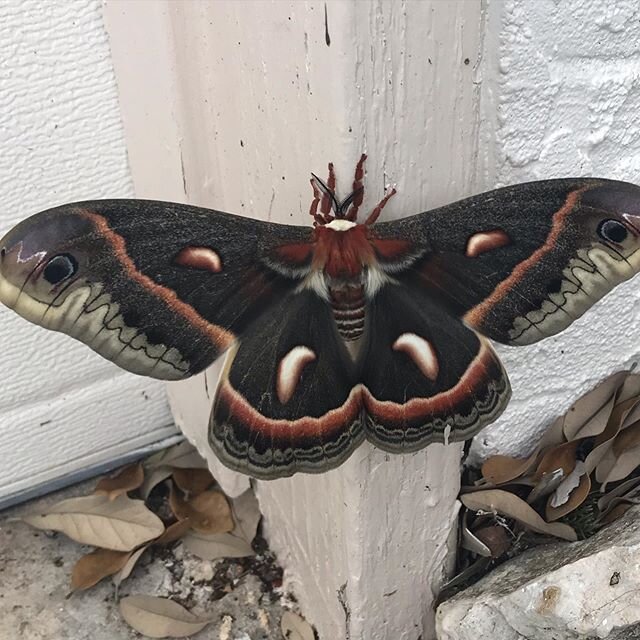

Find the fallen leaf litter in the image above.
[
  {"left": 18, "top": 373, "right": 640, "bottom": 633},
  {"left": 443, "top": 370, "right": 640, "bottom": 602},
  {"left": 14, "top": 440, "right": 316, "bottom": 639}
]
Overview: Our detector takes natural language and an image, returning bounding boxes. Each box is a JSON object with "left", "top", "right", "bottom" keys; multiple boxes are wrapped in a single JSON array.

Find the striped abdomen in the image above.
[{"left": 330, "top": 284, "right": 365, "bottom": 342}]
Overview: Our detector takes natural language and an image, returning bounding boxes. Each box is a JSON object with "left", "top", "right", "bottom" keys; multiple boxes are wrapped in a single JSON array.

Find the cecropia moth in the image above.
[{"left": 2, "top": 155, "right": 640, "bottom": 479}]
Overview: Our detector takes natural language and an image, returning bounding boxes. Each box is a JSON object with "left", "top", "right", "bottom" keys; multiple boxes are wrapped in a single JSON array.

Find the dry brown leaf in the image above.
[
  {"left": 569, "top": 394, "right": 616, "bottom": 441},
  {"left": 561, "top": 372, "right": 626, "bottom": 440},
  {"left": 546, "top": 466, "right": 591, "bottom": 521},
  {"left": 481, "top": 452, "right": 538, "bottom": 485},
  {"left": 230, "top": 489, "right": 261, "bottom": 542},
  {"left": 189, "top": 491, "right": 234, "bottom": 534},
  {"left": 172, "top": 468, "right": 215, "bottom": 497},
  {"left": 181, "top": 489, "right": 259, "bottom": 561},
  {"left": 281, "top": 610, "right": 315, "bottom": 640},
  {"left": 156, "top": 519, "right": 193, "bottom": 545},
  {"left": 112, "top": 520, "right": 192, "bottom": 588},
  {"left": 599, "top": 502, "right": 634, "bottom": 525},
  {"left": 460, "top": 489, "right": 577, "bottom": 541},
  {"left": 597, "top": 476, "right": 640, "bottom": 512},
  {"left": 141, "top": 466, "right": 173, "bottom": 500},
  {"left": 183, "top": 531, "right": 254, "bottom": 560},
  {"left": 21, "top": 495, "right": 164, "bottom": 551},
  {"left": 464, "top": 479, "right": 537, "bottom": 495},
  {"left": 142, "top": 443, "right": 209, "bottom": 499},
  {"left": 71, "top": 548, "right": 131, "bottom": 591},
  {"left": 473, "top": 525, "right": 511, "bottom": 558},
  {"left": 534, "top": 441, "right": 578, "bottom": 480},
  {"left": 119, "top": 595, "right": 211, "bottom": 638},
  {"left": 622, "top": 405, "right": 640, "bottom": 430},
  {"left": 594, "top": 419, "right": 640, "bottom": 486},
  {"left": 595, "top": 446, "right": 619, "bottom": 487},
  {"left": 145, "top": 441, "right": 208, "bottom": 471},
  {"left": 585, "top": 397, "right": 640, "bottom": 473},
  {"left": 598, "top": 486, "right": 640, "bottom": 520},
  {"left": 597, "top": 446, "right": 640, "bottom": 487},
  {"left": 113, "top": 545, "right": 149, "bottom": 588},
  {"left": 94, "top": 463, "right": 144, "bottom": 501},
  {"left": 536, "top": 415, "right": 567, "bottom": 451},
  {"left": 169, "top": 484, "right": 233, "bottom": 534},
  {"left": 613, "top": 420, "right": 640, "bottom": 455},
  {"left": 616, "top": 373, "right": 640, "bottom": 404},
  {"left": 603, "top": 398, "right": 638, "bottom": 435}
]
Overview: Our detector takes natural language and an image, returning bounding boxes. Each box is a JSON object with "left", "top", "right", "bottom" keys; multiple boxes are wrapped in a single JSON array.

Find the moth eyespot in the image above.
[
  {"left": 42, "top": 253, "right": 78, "bottom": 285},
  {"left": 598, "top": 219, "right": 628, "bottom": 244}
]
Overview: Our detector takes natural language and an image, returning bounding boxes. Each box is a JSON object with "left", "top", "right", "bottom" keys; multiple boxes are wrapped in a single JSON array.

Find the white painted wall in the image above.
[
  {"left": 0, "top": 0, "right": 175, "bottom": 507},
  {"left": 470, "top": 0, "right": 640, "bottom": 463}
]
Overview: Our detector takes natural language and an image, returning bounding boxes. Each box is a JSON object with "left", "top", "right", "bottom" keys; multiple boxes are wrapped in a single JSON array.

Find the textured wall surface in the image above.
[
  {"left": 0, "top": 0, "right": 174, "bottom": 505},
  {"left": 471, "top": 0, "right": 640, "bottom": 462}
]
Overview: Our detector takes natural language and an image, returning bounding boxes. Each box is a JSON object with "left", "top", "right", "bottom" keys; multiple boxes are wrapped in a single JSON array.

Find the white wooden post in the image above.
[{"left": 105, "top": 2, "right": 484, "bottom": 637}]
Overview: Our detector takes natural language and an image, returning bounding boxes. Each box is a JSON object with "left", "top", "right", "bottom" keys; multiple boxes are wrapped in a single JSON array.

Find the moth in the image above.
[{"left": 1, "top": 155, "right": 640, "bottom": 479}]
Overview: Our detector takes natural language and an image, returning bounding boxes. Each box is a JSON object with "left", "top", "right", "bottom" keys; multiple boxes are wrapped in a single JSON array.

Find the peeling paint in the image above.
[{"left": 324, "top": 3, "right": 331, "bottom": 46}]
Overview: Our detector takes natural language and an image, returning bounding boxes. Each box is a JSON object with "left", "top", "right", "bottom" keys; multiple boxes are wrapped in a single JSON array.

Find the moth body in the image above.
[
  {"left": 293, "top": 222, "right": 382, "bottom": 353},
  {"left": 2, "top": 153, "right": 640, "bottom": 479}
]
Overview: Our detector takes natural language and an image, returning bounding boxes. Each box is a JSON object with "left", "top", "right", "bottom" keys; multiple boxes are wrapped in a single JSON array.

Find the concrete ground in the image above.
[{"left": 0, "top": 480, "right": 290, "bottom": 640}]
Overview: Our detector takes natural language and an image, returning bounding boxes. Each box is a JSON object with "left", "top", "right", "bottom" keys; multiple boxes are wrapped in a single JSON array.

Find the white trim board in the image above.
[{"left": 0, "top": 434, "right": 182, "bottom": 511}]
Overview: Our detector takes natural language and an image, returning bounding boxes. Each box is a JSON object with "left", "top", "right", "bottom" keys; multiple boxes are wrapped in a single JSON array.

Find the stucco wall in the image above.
[
  {"left": 0, "top": 0, "right": 174, "bottom": 506},
  {"left": 472, "top": 0, "right": 640, "bottom": 461}
]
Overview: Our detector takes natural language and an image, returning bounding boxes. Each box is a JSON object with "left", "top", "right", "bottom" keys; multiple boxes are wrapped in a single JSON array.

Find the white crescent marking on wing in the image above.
[
  {"left": 465, "top": 230, "right": 510, "bottom": 258},
  {"left": 277, "top": 345, "right": 317, "bottom": 404},
  {"left": 175, "top": 246, "right": 223, "bottom": 272},
  {"left": 392, "top": 332, "right": 439, "bottom": 381}
]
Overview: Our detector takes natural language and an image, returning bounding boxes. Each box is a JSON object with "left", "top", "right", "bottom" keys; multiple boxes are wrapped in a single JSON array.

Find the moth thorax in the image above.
[
  {"left": 329, "top": 283, "right": 366, "bottom": 350},
  {"left": 325, "top": 219, "right": 357, "bottom": 231}
]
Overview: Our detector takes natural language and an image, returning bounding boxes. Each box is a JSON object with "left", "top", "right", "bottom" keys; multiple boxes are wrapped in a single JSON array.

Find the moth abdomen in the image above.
[{"left": 329, "top": 283, "right": 366, "bottom": 342}]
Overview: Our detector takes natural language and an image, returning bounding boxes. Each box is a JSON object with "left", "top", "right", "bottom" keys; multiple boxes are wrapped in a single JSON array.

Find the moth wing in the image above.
[
  {"left": 370, "top": 178, "right": 640, "bottom": 345},
  {"left": 360, "top": 283, "right": 510, "bottom": 452},
  {"left": 0, "top": 200, "right": 314, "bottom": 379},
  {"left": 210, "top": 289, "right": 363, "bottom": 479}
]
